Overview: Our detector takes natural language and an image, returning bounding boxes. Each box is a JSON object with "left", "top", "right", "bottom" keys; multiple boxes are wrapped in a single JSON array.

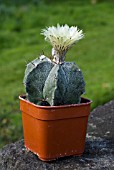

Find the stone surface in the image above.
[
  {"left": 0, "top": 100, "right": 114, "bottom": 170},
  {"left": 87, "top": 100, "right": 114, "bottom": 140}
]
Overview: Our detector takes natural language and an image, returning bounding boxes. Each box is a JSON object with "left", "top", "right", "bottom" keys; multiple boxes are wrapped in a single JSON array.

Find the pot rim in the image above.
[{"left": 19, "top": 95, "right": 92, "bottom": 109}]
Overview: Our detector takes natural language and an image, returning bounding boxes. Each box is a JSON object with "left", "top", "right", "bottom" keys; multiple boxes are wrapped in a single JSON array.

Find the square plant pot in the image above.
[{"left": 19, "top": 95, "right": 92, "bottom": 161}]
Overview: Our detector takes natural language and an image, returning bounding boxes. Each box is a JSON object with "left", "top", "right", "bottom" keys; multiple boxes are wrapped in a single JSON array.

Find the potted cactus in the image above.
[{"left": 19, "top": 24, "right": 92, "bottom": 161}]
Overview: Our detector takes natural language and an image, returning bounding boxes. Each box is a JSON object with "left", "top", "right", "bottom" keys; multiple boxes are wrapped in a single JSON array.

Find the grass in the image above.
[{"left": 0, "top": 0, "right": 114, "bottom": 148}]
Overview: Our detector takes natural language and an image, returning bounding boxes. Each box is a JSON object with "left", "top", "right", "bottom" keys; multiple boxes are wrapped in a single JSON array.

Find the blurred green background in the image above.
[{"left": 0, "top": 0, "right": 114, "bottom": 148}]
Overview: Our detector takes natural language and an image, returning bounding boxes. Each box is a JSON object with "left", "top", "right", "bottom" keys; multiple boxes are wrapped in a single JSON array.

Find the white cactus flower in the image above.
[
  {"left": 41, "top": 24, "right": 84, "bottom": 51},
  {"left": 41, "top": 24, "right": 84, "bottom": 64}
]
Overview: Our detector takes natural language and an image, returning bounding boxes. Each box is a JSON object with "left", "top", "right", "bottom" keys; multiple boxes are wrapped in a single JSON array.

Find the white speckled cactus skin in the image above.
[{"left": 24, "top": 56, "right": 85, "bottom": 106}]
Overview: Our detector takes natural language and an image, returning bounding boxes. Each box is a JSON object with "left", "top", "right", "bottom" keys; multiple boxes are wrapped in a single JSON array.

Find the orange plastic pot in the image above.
[{"left": 19, "top": 95, "right": 92, "bottom": 161}]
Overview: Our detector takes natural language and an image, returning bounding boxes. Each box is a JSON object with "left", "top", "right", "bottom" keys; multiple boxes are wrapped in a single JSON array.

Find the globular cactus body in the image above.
[{"left": 24, "top": 56, "right": 85, "bottom": 106}]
